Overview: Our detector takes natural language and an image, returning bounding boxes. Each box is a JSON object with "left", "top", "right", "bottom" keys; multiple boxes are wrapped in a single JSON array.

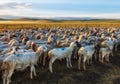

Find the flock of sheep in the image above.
[{"left": 0, "top": 27, "right": 120, "bottom": 84}]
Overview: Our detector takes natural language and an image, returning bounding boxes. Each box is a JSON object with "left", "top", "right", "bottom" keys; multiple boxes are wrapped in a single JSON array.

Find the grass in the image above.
[
  {"left": 0, "top": 20, "right": 120, "bottom": 24},
  {"left": 0, "top": 20, "right": 120, "bottom": 32}
]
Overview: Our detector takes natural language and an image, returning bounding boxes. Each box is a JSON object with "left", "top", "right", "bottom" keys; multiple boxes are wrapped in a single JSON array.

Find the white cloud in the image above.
[
  {"left": 0, "top": 0, "right": 18, "bottom": 4},
  {"left": 0, "top": 0, "right": 120, "bottom": 19},
  {"left": 0, "top": 2, "right": 32, "bottom": 9},
  {"left": 1, "top": 8, "right": 120, "bottom": 19}
]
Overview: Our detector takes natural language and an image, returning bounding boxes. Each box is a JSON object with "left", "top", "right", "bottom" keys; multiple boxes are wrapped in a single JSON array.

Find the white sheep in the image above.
[
  {"left": 99, "top": 47, "right": 111, "bottom": 63},
  {"left": 112, "top": 37, "right": 118, "bottom": 51},
  {"left": 78, "top": 44, "right": 96, "bottom": 70},
  {"left": 8, "top": 39, "right": 19, "bottom": 47},
  {"left": 101, "top": 39, "right": 114, "bottom": 56},
  {"left": 48, "top": 41, "right": 77, "bottom": 73},
  {"left": 1, "top": 46, "right": 44, "bottom": 84},
  {"left": 106, "top": 39, "right": 114, "bottom": 56}
]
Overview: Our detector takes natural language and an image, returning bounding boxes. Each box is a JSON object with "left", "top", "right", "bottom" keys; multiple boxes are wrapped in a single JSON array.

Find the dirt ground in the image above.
[{"left": 0, "top": 48, "right": 120, "bottom": 84}]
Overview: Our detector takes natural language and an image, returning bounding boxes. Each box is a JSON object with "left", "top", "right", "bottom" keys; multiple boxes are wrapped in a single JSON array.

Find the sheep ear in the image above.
[
  {"left": 10, "top": 48, "right": 13, "bottom": 51},
  {"left": 47, "top": 42, "right": 51, "bottom": 44},
  {"left": 94, "top": 43, "right": 96, "bottom": 46},
  {"left": 31, "top": 43, "right": 37, "bottom": 52}
]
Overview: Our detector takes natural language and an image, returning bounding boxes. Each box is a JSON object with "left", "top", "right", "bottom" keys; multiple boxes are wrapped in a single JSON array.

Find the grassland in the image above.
[
  {"left": 0, "top": 20, "right": 119, "bottom": 84},
  {"left": 0, "top": 20, "right": 120, "bottom": 32}
]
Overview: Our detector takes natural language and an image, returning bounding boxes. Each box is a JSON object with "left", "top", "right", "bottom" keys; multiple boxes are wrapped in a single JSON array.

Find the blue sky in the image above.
[{"left": 0, "top": 0, "right": 120, "bottom": 19}]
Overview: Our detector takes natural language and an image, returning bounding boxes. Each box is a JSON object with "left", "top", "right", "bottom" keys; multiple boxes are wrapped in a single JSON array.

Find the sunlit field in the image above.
[
  {"left": 0, "top": 20, "right": 120, "bottom": 32},
  {"left": 0, "top": 20, "right": 120, "bottom": 84}
]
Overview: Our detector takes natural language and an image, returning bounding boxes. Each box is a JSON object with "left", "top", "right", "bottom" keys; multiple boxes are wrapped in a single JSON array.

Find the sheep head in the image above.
[
  {"left": 31, "top": 42, "right": 37, "bottom": 52},
  {"left": 70, "top": 41, "right": 77, "bottom": 48},
  {"left": 10, "top": 46, "right": 19, "bottom": 54}
]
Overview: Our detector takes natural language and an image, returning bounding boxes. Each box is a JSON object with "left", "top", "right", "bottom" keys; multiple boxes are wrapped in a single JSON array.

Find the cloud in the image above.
[
  {"left": 0, "top": 2, "right": 32, "bottom": 9},
  {"left": 0, "top": 7, "right": 120, "bottom": 19},
  {"left": 0, "top": 0, "right": 119, "bottom": 19}
]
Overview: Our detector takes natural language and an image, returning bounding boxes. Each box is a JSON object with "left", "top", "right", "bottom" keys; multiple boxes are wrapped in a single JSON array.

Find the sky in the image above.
[{"left": 0, "top": 0, "right": 120, "bottom": 19}]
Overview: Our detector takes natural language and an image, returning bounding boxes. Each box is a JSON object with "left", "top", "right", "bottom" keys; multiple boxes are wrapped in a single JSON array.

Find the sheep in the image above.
[
  {"left": 0, "top": 36, "right": 9, "bottom": 42},
  {"left": 39, "top": 44, "right": 49, "bottom": 66},
  {"left": 99, "top": 47, "right": 111, "bottom": 63},
  {"left": 48, "top": 41, "right": 78, "bottom": 73},
  {"left": 21, "top": 37, "right": 29, "bottom": 45},
  {"left": 1, "top": 41, "right": 36, "bottom": 56},
  {"left": 105, "top": 39, "right": 114, "bottom": 56},
  {"left": 5, "top": 47, "right": 18, "bottom": 56},
  {"left": 25, "top": 40, "right": 32, "bottom": 49},
  {"left": 8, "top": 39, "right": 20, "bottom": 47},
  {"left": 17, "top": 41, "right": 37, "bottom": 53},
  {"left": 1, "top": 46, "right": 44, "bottom": 84},
  {"left": 0, "top": 46, "right": 18, "bottom": 55},
  {"left": 47, "top": 34, "right": 56, "bottom": 44},
  {"left": 39, "top": 43, "right": 56, "bottom": 66},
  {"left": 0, "top": 47, "right": 19, "bottom": 66},
  {"left": 100, "top": 39, "right": 114, "bottom": 56},
  {"left": 36, "top": 34, "right": 41, "bottom": 40},
  {"left": 78, "top": 44, "right": 97, "bottom": 70},
  {"left": 116, "top": 34, "right": 120, "bottom": 46},
  {"left": 56, "top": 38, "right": 70, "bottom": 48},
  {"left": 111, "top": 37, "right": 118, "bottom": 51}
]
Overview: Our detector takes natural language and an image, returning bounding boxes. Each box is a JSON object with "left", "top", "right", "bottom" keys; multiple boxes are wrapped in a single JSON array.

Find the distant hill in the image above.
[
  {"left": 0, "top": 18, "right": 5, "bottom": 20},
  {"left": 0, "top": 16, "right": 120, "bottom": 22}
]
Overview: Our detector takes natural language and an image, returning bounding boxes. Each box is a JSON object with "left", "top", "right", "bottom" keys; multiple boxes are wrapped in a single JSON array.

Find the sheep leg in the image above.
[
  {"left": 111, "top": 51, "right": 114, "bottom": 56},
  {"left": 106, "top": 54, "right": 110, "bottom": 62},
  {"left": 30, "top": 65, "right": 37, "bottom": 79},
  {"left": 83, "top": 62, "right": 86, "bottom": 71},
  {"left": 39, "top": 55, "right": 43, "bottom": 64},
  {"left": 90, "top": 58, "right": 92, "bottom": 65},
  {"left": 99, "top": 53, "right": 102, "bottom": 62},
  {"left": 101, "top": 55, "right": 104, "bottom": 63},
  {"left": 6, "top": 76, "right": 11, "bottom": 84},
  {"left": 2, "top": 70, "right": 7, "bottom": 84},
  {"left": 33, "top": 66, "right": 36, "bottom": 77},
  {"left": 105, "top": 56, "right": 107, "bottom": 62},
  {"left": 7, "top": 65, "right": 15, "bottom": 84},
  {"left": 74, "top": 49, "right": 77, "bottom": 59},
  {"left": 115, "top": 44, "right": 118, "bottom": 51},
  {"left": 49, "top": 58, "right": 56, "bottom": 73},
  {"left": 87, "top": 59, "right": 89, "bottom": 65},
  {"left": 3, "top": 79, "right": 6, "bottom": 84},
  {"left": 78, "top": 57, "right": 81, "bottom": 70},
  {"left": 66, "top": 58, "right": 69, "bottom": 68},
  {"left": 94, "top": 53, "right": 97, "bottom": 61},
  {"left": 69, "top": 56, "right": 72, "bottom": 67},
  {"left": 73, "top": 52, "right": 76, "bottom": 59},
  {"left": 83, "top": 56, "right": 87, "bottom": 71},
  {"left": 30, "top": 66, "right": 34, "bottom": 79},
  {"left": 3, "top": 77, "right": 6, "bottom": 84},
  {"left": 107, "top": 55, "right": 110, "bottom": 62},
  {"left": 43, "top": 52, "right": 47, "bottom": 66},
  {"left": 95, "top": 52, "right": 99, "bottom": 61},
  {"left": 40, "top": 53, "right": 44, "bottom": 64}
]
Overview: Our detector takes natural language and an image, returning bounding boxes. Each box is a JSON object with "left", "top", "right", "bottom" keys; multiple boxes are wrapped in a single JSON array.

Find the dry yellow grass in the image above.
[{"left": 0, "top": 21, "right": 120, "bottom": 32}]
